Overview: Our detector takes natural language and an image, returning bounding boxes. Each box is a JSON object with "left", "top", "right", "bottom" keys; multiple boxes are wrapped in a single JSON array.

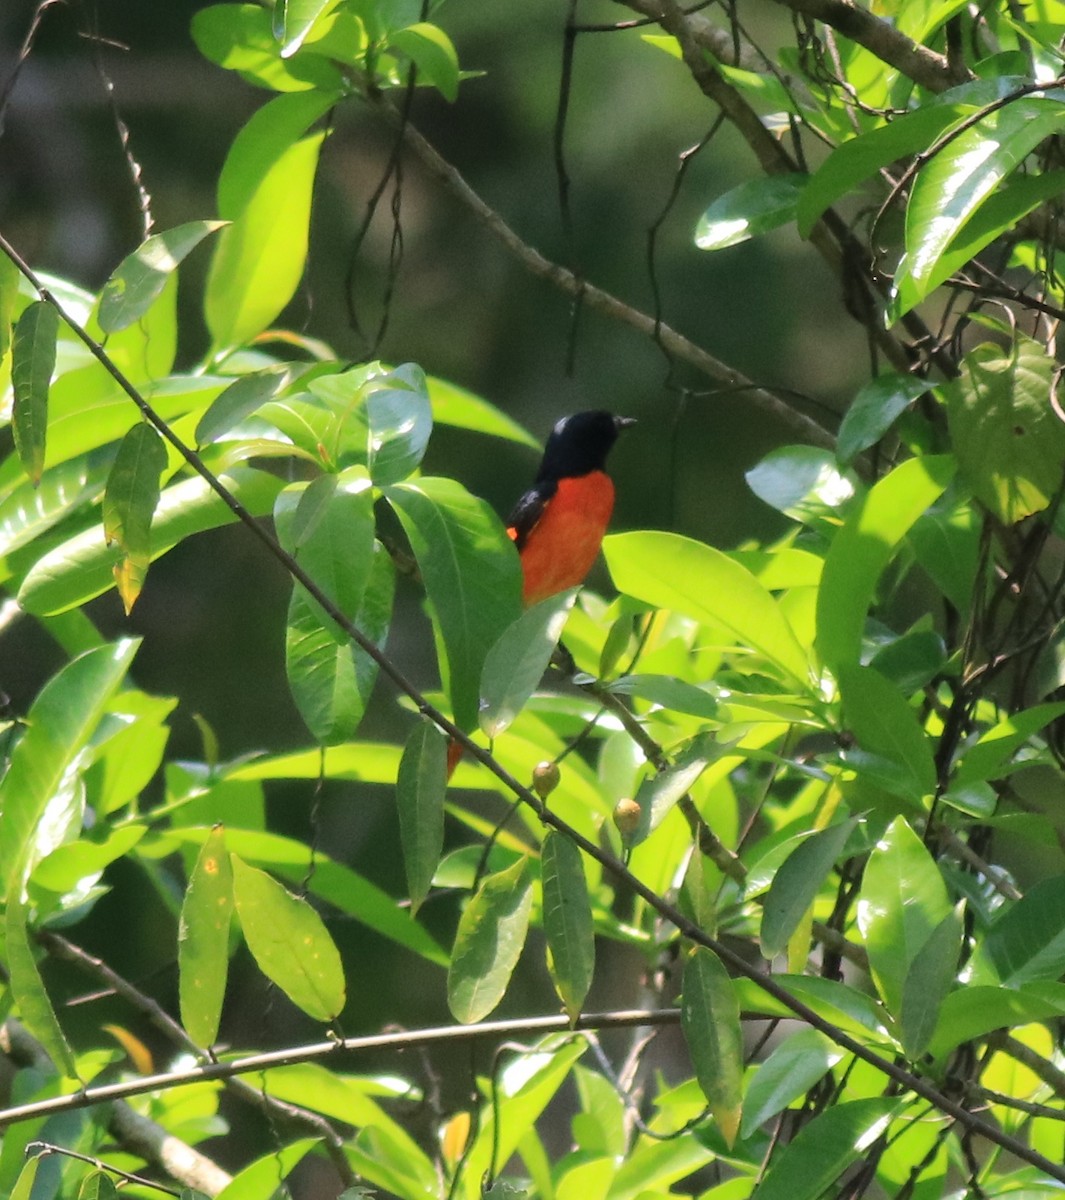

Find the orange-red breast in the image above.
[{"left": 446, "top": 410, "right": 635, "bottom": 778}]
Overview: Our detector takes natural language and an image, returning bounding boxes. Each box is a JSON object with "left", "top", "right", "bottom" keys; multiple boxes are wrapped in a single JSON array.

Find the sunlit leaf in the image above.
[
  {"left": 6, "top": 895, "right": 76, "bottom": 1077},
  {"left": 99, "top": 221, "right": 226, "bottom": 333},
  {"left": 195, "top": 364, "right": 293, "bottom": 445},
  {"left": 0, "top": 251, "right": 20, "bottom": 359},
  {"left": 741, "top": 1028, "right": 844, "bottom": 1138},
  {"left": 839, "top": 665, "right": 936, "bottom": 800},
  {"left": 389, "top": 22, "right": 460, "bottom": 101},
  {"left": 899, "top": 903, "right": 963, "bottom": 1059},
  {"left": 696, "top": 175, "right": 806, "bottom": 250},
  {"left": 448, "top": 856, "right": 532, "bottom": 1023},
  {"left": 231, "top": 854, "right": 346, "bottom": 1021},
  {"left": 366, "top": 363, "right": 433, "bottom": 485},
  {"left": 179, "top": 825, "right": 234, "bottom": 1047},
  {"left": 837, "top": 374, "right": 931, "bottom": 465}
]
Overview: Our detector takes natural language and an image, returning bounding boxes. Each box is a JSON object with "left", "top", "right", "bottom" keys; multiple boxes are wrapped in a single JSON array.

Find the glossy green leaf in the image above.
[
  {"left": 976, "top": 876, "right": 1065, "bottom": 986},
  {"left": 277, "top": 0, "right": 340, "bottom": 55},
  {"left": 179, "top": 826, "right": 234, "bottom": 1047},
  {"left": 816, "top": 455, "right": 955, "bottom": 673},
  {"left": 231, "top": 854, "right": 346, "bottom": 1021},
  {"left": 480, "top": 589, "right": 578, "bottom": 738},
  {"left": 797, "top": 103, "right": 971, "bottom": 237},
  {"left": 741, "top": 1028, "right": 844, "bottom": 1138},
  {"left": 0, "top": 251, "right": 20, "bottom": 359},
  {"left": 892, "top": 170, "right": 1065, "bottom": 316},
  {"left": 195, "top": 365, "right": 293, "bottom": 445},
  {"left": 750, "top": 1098, "right": 901, "bottom": 1200},
  {"left": 868, "top": 628, "right": 946, "bottom": 695},
  {"left": 6, "top": 894, "right": 76, "bottom": 1077},
  {"left": 205, "top": 131, "right": 326, "bottom": 351},
  {"left": 760, "top": 818, "right": 856, "bottom": 959},
  {"left": 695, "top": 175, "right": 806, "bottom": 250},
  {"left": 12, "top": 300, "right": 58, "bottom": 484},
  {"left": 425, "top": 376, "right": 538, "bottom": 448},
  {"left": 607, "top": 674, "right": 718, "bottom": 718},
  {"left": 365, "top": 364, "right": 433, "bottom": 485},
  {"left": 448, "top": 856, "right": 532, "bottom": 1023},
  {"left": 628, "top": 731, "right": 719, "bottom": 847},
  {"left": 541, "top": 831, "right": 594, "bottom": 1023},
  {"left": 943, "top": 337, "right": 1065, "bottom": 524},
  {"left": 899, "top": 903, "right": 963, "bottom": 1059},
  {"left": 605, "top": 531, "right": 813, "bottom": 688},
  {"left": 19, "top": 466, "right": 284, "bottom": 615},
  {"left": 902, "top": 97, "right": 1065, "bottom": 303},
  {"left": 681, "top": 947, "right": 743, "bottom": 1147},
  {"left": 396, "top": 719, "right": 447, "bottom": 915},
  {"left": 857, "top": 816, "right": 952, "bottom": 1015},
  {"left": 284, "top": 539, "right": 394, "bottom": 744},
  {"left": 839, "top": 665, "right": 936, "bottom": 800},
  {"left": 0, "top": 447, "right": 114, "bottom": 560},
  {"left": 387, "top": 477, "right": 523, "bottom": 730},
  {"left": 389, "top": 22, "right": 460, "bottom": 101},
  {"left": 32, "top": 824, "right": 146, "bottom": 893},
  {"left": 99, "top": 221, "right": 226, "bottom": 333},
  {"left": 9, "top": 1155, "right": 40, "bottom": 1200},
  {"left": 746, "top": 445, "right": 856, "bottom": 520},
  {"left": 102, "top": 422, "right": 168, "bottom": 614},
  {"left": 215, "top": 1138, "right": 320, "bottom": 1200},
  {"left": 927, "top": 984, "right": 1065, "bottom": 1059},
  {"left": 908, "top": 487, "right": 981, "bottom": 615},
  {"left": 837, "top": 374, "right": 931, "bottom": 465},
  {"left": 0, "top": 639, "right": 139, "bottom": 887}
]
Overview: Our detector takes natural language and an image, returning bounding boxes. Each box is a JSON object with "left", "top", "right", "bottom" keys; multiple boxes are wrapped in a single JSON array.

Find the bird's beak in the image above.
[{"left": 615, "top": 416, "right": 637, "bottom": 431}]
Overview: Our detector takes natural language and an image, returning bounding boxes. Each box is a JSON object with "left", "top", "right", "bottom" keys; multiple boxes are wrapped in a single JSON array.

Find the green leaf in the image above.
[
  {"left": 0, "top": 640, "right": 139, "bottom": 887},
  {"left": 195, "top": 365, "right": 293, "bottom": 445},
  {"left": 746, "top": 445, "right": 856, "bottom": 521},
  {"left": 942, "top": 337, "right": 1065, "bottom": 524},
  {"left": 749, "top": 1098, "right": 901, "bottom": 1200},
  {"left": 6, "top": 894, "right": 76, "bottom": 1077},
  {"left": 102, "top": 422, "right": 168, "bottom": 615},
  {"left": 480, "top": 589, "right": 578, "bottom": 738},
  {"left": 541, "top": 831, "right": 595, "bottom": 1023},
  {"left": 19, "top": 466, "right": 284, "bottom": 615},
  {"left": 892, "top": 170, "right": 1065, "bottom": 316},
  {"left": 366, "top": 364, "right": 433, "bottom": 485},
  {"left": 0, "top": 251, "right": 20, "bottom": 359},
  {"left": 215, "top": 1138, "right": 320, "bottom": 1200},
  {"left": 815, "top": 455, "right": 955, "bottom": 673},
  {"left": 98, "top": 221, "right": 226, "bottom": 333},
  {"left": 797, "top": 103, "right": 971, "bottom": 238},
  {"left": 12, "top": 300, "right": 58, "bottom": 484},
  {"left": 448, "top": 856, "right": 533, "bottom": 1023},
  {"left": 908, "top": 487, "right": 980, "bottom": 615},
  {"left": 760, "top": 818, "right": 857, "bottom": 959},
  {"left": 901, "top": 96, "right": 1065, "bottom": 306},
  {"left": 0, "top": 448, "right": 113, "bottom": 560},
  {"left": 952, "top": 702, "right": 1065, "bottom": 786},
  {"left": 695, "top": 175, "right": 806, "bottom": 250},
  {"left": 976, "top": 875, "right": 1065, "bottom": 986},
  {"left": 681, "top": 947, "right": 743, "bottom": 1147},
  {"left": 396, "top": 719, "right": 447, "bottom": 915},
  {"left": 77, "top": 1171, "right": 118, "bottom": 1200},
  {"left": 9, "top": 1155, "right": 40, "bottom": 1200},
  {"left": 927, "top": 984, "right": 1065, "bottom": 1059},
  {"left": 839, "top": 665, "right": 936, "bottom": 800},
  {"left": 231, "top": 855, "right": 346, "bottom": 1021},
  {"left": 857, "top": 816, "right": 952, "bottom": 1015},
  {"left": 837, "top": 374, "right": 931, "bottom": 465},
  {"left": 386, "top": 477, "right": 523, "bottom": 730},
  {"left": 740, "top": 1028, "right": 844, "bottom": 1138},
  {"left": 899, "top": 903, "right": 963, "bottom": 1059},
  {"left": 277, "top": 0, "right": 340, "bottom": 55},
  {"left": 607, "top": 674, "right": 718, "bottom": 718},
  {"left": 868, "top": 628, "right": 947, "bottom": 695},
  {"left": 389, "top": 23, "right": 460, "bottom": 101},
  {"left": 604, "top": 531, "right": 813, "bottom": 688},
  {"left": 179, "top": 825, "right": 234, "bottom": 1047},
  {"left": 425, "top": 376, "right": 538, "bottom": 448},
  {"left": 284, "top": 539, "right": 394, "bottom": 744},
  {"left": 205, "top": 131, "right": 327, "bottom": 351},
  {"left": 32, "top": 824, "right": 147, "bottom": 893}
]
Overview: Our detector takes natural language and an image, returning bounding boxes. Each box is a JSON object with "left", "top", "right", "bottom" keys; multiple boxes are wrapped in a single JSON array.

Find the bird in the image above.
[{"left": 447, "top": 410, "right": 635, "bottom": 778}]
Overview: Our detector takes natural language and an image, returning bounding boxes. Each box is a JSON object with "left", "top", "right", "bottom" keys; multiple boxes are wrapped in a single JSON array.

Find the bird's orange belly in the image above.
[{"left": 511, "top": 472, "right": 616, "bottom": 607}]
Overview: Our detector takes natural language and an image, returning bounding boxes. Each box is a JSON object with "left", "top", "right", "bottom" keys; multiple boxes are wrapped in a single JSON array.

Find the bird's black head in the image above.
[{"left": 537, "top": 411, "right": 636, "bottom": 481}]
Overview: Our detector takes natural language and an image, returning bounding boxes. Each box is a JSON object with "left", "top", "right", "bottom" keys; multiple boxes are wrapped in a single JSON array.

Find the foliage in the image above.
[{"left": 4, "top": 0, "right": 1065, "bottom": 1198}]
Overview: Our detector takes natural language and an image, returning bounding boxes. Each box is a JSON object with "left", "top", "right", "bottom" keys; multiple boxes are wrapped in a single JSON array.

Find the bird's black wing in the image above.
[{"left": 506, "top": 479, "right": 558, "bottom": 551}]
